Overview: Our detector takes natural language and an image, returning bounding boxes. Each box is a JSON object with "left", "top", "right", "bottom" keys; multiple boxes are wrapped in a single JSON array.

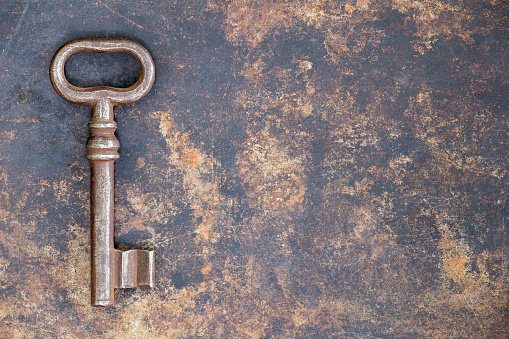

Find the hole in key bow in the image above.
[{"left": 64, "top": 51, "right": 141, "bottom": 88}]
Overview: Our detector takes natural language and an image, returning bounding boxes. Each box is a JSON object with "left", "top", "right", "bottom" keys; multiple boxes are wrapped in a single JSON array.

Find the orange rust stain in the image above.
[
  {"left": 201, "top": 262, "right": 213, "bottom": 275},
  {"left": 197, "top": 225, "right": 213, "bottom": 241},
  {"left": 0, "top": 130, "right": 16, "bottom": 141},
  {"left": 439, "top": 227, "right": 469, "bottom": 283},
  {"left": 160, "top": 114, "right": 173, "bottom": 132},
  {"left": 160, "top": 113, "right": 199, "bottom": 167},
  {"left": 416, "top": 92, "right": 431, "bottom": 103},
  {"left": 181, "top": 146, "right": 198, "bottom": 167},
  {"left": 223, "top": 1, "right": 295, "bottom": 47},
  {"left": 241, "top": 58, "right": 265, "bottom": 80},
  {"left": 0, "top": 331, "right": 14, "bottom": 339},
  {"left": 194, "top": 209, "right": 220, "bottom": 242},
  {"left": 356, "top": 0, "right": 369, "bottom": 7},
  {"left": 427, "top": 136, "right": 439, "bottom": 145}
]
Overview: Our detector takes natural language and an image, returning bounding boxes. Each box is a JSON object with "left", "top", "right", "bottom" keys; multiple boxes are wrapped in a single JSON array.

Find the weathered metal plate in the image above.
[{"left": 0, "top": 0, "right": 508, "bottom": 337}]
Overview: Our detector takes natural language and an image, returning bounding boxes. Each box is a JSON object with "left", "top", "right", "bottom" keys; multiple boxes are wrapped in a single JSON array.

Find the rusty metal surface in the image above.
[
  {"left": 1, "top": 0, "right": 509, "bottom": 337},
  {"left": 50, "top": 38, "right": 156, "bottom": 306}
]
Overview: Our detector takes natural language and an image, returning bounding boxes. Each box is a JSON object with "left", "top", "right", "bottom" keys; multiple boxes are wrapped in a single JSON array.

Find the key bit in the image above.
[{"left": 50, "top": 39, "right": 156, "bottom": 306}]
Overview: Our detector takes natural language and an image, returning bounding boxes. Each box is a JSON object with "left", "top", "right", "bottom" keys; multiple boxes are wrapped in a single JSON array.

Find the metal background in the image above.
[{"left": 1, "top": 0, "right": 509, "bottom": 337}]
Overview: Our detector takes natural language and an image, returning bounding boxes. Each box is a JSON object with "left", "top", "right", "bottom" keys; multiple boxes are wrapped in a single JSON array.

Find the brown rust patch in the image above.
[
  {"left": 238, "top": 128, "right": 307, "bottom": 212},
  {"left": 221, "top": 1, "right": 296, "bottom": 47},
  {"left": 439, "top": 225, "right": 470, "bottom": 284}
]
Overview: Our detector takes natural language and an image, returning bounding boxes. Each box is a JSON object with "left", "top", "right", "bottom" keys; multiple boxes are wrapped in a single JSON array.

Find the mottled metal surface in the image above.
[
  {"left": 50, "top": 39, "right": 156, "bottom": 306},
  {"left": 1, "top": 0, "right": 509, "bottom": 337}
]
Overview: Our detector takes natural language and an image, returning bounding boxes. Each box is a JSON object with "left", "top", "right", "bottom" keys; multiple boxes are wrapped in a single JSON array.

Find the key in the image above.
[{"left": 50, "top": 39, "right": 156, "bottom": 306}]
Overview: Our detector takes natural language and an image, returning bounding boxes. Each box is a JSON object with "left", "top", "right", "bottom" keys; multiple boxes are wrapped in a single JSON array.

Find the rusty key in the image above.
[{"left": 50, "top": 39, "right": 155, "bottom": 306}]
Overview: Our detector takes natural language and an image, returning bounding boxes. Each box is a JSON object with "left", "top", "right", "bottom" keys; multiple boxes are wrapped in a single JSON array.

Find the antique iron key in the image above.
[{"left": 50, "top": 39, "right": 155, "bottom": 306}]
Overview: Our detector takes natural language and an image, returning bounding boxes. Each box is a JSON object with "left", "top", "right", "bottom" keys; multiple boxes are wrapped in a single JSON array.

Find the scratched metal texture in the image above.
[{"left": 1, "top": 0, "right": 509, "bottom": 338}]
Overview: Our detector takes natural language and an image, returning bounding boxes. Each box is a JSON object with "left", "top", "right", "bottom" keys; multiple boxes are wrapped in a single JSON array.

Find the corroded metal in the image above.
[
  {"left": 3, "top": 1, "right": 509, "bottom": 336},
  {"left": 50, "top": 39, "right": 155, "bottom": 306}
]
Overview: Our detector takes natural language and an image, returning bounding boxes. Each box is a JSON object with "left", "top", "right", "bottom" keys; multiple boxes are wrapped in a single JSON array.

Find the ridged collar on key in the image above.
[{"left": 49, "top": 39, "right": 155, "bottom": 106}]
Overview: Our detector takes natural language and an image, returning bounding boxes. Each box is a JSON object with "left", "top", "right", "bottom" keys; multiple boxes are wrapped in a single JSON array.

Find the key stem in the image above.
[{"left": 87, "top": 100, "right": 119, "bottom": 306}]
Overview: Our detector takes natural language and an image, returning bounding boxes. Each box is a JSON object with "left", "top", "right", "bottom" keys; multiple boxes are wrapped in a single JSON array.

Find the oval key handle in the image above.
[
  {"left": 50, "top": 39, "right": 156, "bottom": 306},
  {"left": 49, "top": 38, "right": 155, "bottom": 105}
]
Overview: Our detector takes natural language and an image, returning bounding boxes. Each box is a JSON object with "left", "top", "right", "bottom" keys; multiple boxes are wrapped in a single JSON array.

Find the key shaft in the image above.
[{"left": 88, "top": 100, "right": 118, "bottom": 306}]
